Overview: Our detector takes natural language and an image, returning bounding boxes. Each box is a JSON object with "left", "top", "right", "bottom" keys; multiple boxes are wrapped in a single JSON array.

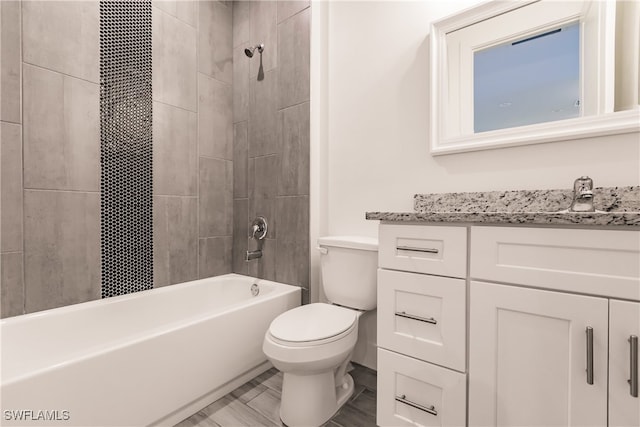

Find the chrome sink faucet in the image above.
[
  {"left": 246, "top": 217, "right": 268, "bottom": 261},
  {"left": 569, "top": 176, "right": 595, "bottom": 212}
]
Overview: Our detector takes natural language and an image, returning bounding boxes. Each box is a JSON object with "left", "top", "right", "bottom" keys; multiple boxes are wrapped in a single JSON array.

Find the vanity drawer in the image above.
[
  {"left": 377, "top": 348, "right": 466, "bottom": 427},
  {"left": 471, "top": 226, "right": 640, "bottom": 300},
  {"left": 378, "top": 269, "right": 466, "bottom": 371},
  {"left": 379, "top": 224, "right": 467, "bottom": 278}
]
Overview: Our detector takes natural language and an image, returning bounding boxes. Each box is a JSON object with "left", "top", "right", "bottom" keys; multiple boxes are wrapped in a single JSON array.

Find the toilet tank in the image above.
[{"left": 318, "top": 236, "right": 378, "bottom": 310}]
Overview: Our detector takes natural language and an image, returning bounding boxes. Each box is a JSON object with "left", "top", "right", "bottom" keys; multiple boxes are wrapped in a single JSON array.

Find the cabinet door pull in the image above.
[
  {"left": 586, "top": 326, "right": 594, "bottom": 385},
  {"left": 396, "top": 246, "right": 439, "bottom": 254},
  {"left": 395, "top": 311, "right": 437, "bottom": 325},
  {"left": 629, "top": 335, "right": 638, "bottom": 398},
  {"left": 395, "top": 395, "right": 438, "bottom": 416}
]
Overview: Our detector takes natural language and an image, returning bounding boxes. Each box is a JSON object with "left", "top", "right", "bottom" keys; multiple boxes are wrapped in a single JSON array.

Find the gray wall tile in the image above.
[
  {"left": 234, "top": 122, "right": 248, "bottom": 198},
  {"left": 1, "top": 0, "right": 21, "bottom": 123},
  {"left": 153, "top": 0, "right": 196, "bottom": 27},
  {"left": 23, "top": 65, "right": 100, "bottom": 191},
  {"left": 153, "top": 7, "right": 197, "bottom": 111},
  {"left": 199, "top": 157, "right": 233, "bottom": 237},
  {"left": 275, "top": 196, "right": 309, "bottom": 289},
  {"left": 276, "top": 196, "right": 309, "bottom": 289},
  {"left": 279, "top": 102, "right": 310, "bottom": 196},
  {"left": 1, "top": 122, "right": 23, "bottom": 252},
  {"left": 233, "top": 199, "right": 249, "bottom": 274},
  {"left": 1, "top": 252, "right": 24, "bottom": 318},
  {"left": 153, "top": 102, "right": 197, "bottom": 196},
  {"left": 247, "top": 238, "right": 276, "bottom": 281},
  {"left": 277, "top": 8, "right": 310, "bottom": 109},
  {"left": 233, "top": 46, "right": 250, "bottom": 123},
  {"left": 277, "top": 0, "right": 310, "bottom": 23},
  {"left": 154, "top": 196, "right": 198, "bottom": 287},
  {"left": 199, "top": 0, "right": 232, "bottom": 84},
  {"left": 199, "top": 237, "right": 232, "bottom": 278},
  {"left": 249, "top": 155, "right": 279, "bottom": 238},
  {"left": 249, "top": 1, "right": 277, "bottom": 76},
  {"left": 249, "top": 70, "right": 279, "bottom": 157},
  {"left": 233, "top": 0, "right": 250, "bottom": 48},
  {"left": 22, "top": 0, "right": 99, "bottom": 83},
  {"left": 198, "top": 73, "right": 233, "bottom": 160},
  {"left": 24, "top": 190, "right": 101, "bottom": 313}
]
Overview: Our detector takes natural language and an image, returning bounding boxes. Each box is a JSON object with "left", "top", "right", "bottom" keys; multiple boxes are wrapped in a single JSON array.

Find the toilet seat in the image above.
[{"left": 267, "top": 303, "right": 358, "bottom": 347}]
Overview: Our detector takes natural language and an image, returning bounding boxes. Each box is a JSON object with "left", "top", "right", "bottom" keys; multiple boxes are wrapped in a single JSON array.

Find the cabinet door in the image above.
[
  {"left": 469, "top": 281, "right": 608, "bottom": 426},
  {"left": 610, "top": 299, "right": 640, "bottom": 427},
  {"left": 377, "top": 348, "right": 466, "bottom": 427}
]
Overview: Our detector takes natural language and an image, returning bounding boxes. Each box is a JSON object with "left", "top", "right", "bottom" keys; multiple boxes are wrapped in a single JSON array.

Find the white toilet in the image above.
[{"left": 262, "top": 236, "right": 378, "bottom": 427}]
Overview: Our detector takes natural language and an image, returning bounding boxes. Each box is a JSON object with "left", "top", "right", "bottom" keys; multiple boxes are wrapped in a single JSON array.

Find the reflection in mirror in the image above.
[{"left": 474, "top": 22, "right": 581, "bottom": 133}]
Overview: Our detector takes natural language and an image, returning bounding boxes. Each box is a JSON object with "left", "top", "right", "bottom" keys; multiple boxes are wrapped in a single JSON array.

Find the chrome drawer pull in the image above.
[
  {"left": 396, "top": 246, "right": 439, "bottom": 254},
  {"left": 586, "top": 327, "right": 594, "bottom": 385},
  {"left": 629, "top": 335, "right": 638, "bottom": 398},
  {"left": 395, "top": 311, "right": 437, "bottom": 325},
  {"left": 395, "top": 395, "right": 437, "bottom": 416}
]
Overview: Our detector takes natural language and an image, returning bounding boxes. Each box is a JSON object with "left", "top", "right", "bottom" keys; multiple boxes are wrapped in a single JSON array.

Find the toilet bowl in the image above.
[
  {"left": 262, "top": 236, "right": 378, "bottom": 427},
  {"left": 263, "top": 303, "right": 360, "bottom": 426}
]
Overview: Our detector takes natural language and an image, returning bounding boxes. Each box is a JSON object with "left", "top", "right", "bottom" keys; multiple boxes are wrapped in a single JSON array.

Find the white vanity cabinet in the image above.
[
  {"left": 376, "top": 224, "right": 468, "bottom": 427},
  {"left": 469, "top": 226, "right": 640, "bottom": 427},
  {"left": 376, "top": 222, "right": 640, "bottom": 427}
]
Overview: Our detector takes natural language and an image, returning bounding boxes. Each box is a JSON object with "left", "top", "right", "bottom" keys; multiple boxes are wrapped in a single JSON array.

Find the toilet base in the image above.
[{"left": 279, "top": 372, "right": 355, "bottom": 427}]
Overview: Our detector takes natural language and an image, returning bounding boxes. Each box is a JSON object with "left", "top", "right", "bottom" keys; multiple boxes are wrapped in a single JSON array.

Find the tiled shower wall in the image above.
[
  {"left": 0, "top": 0, "right": 234, "bottom": 317},
  {"left": 232, "top": 1, "right": 311, "bottom": 302}
]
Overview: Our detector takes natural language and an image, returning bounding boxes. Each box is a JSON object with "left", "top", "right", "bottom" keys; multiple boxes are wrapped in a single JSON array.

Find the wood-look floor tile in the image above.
[
  {"left": 174, "top": 410, "right": 220, "bottom": 427},
  {"left": 350, "top": 364, "right": 377, "bottom": 392},
  {"left": 230, "top": 378, "right": 268, "bottom": 404},
  {"left": 201, "top": 395, "right": 279, "bottom": 427},
  {"left": 246, "top": 388, "right": 285, "bottom": 426},
  {"left": 253, "top": 368, "right": 283, "bottom": 393},
  {"left": 350, "top": 388, "right": 376, "bottom": 418},
  {"left": 331, "top": 403, "right": 377, "bottom": 427}
]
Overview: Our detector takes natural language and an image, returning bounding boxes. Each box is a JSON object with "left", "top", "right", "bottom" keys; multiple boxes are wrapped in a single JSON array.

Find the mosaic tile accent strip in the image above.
[{"left": 100, "top": 1, "right": 153, "bottom": 298}]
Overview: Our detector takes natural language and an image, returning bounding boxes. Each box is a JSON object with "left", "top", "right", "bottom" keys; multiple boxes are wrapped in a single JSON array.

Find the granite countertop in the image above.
[{"left": 366, "top": 186, "right": 640, "bottom": 227}]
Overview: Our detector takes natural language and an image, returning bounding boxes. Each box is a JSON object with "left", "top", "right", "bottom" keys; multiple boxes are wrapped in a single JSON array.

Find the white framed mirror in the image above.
[{"left": 430, "top": 0, "right": 640, "bottom": 155}]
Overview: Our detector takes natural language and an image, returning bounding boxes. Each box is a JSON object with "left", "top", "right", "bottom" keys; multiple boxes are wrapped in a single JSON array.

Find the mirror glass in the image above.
[{"left": 474, "top": 22, "right": 581, "bottom": 133}]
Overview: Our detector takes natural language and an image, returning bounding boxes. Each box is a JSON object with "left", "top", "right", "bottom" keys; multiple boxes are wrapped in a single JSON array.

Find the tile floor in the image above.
[{"left": 175, "top": 364, "right": 377, "bottom": 427}]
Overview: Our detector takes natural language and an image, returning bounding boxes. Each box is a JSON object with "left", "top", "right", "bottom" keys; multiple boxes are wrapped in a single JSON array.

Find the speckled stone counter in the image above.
[{"left": 366, "top": 186, "right": 640, "bottom": 227}]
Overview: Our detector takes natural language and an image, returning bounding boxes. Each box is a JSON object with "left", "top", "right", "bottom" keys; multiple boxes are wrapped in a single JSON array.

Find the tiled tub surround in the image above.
[
  {"left": 0, "top": 0, "right": 236, "bottom": 317},
  {"left": 366, "top": 186, "right": 640, "bottom": 226},
  {"left": 232, "top": 1, "right": 311, "bottom": 302},
  {"left": 1, "top": 0, "right": 312, "bottom": 318},
  {"left": 0, "top": 274, "right": 300, "bottom": 427}
]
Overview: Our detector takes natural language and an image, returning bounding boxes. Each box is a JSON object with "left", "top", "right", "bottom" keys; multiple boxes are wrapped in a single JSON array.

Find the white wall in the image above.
[{"left": 311, "top": 0, "right": 640, "bottom": 369}]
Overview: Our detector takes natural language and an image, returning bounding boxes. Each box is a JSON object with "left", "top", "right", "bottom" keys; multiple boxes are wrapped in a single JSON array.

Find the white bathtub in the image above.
[{"left": 0, "top": 274, "right": 300, "bottom": 426}]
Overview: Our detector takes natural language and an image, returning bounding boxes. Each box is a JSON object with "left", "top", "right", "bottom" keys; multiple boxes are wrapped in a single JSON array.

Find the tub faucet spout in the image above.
[{"left": 246, "top": 249, "right": 262, "bottom": 261}]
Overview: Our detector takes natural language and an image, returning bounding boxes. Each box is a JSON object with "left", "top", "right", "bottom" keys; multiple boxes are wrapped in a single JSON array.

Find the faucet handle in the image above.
[{"left": 250, "top": 217, "right": 268, "bottom": 240}]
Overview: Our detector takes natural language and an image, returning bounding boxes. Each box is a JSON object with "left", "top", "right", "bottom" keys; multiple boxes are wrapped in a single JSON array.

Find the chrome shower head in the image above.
[{"left": 244, "top": 43, "right": 264, "bottom": 58}]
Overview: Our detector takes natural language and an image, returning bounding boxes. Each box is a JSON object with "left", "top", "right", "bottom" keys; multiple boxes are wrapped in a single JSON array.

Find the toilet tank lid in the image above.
[{"left": 318, "top": 236, "right": 378, "bottom": 251}]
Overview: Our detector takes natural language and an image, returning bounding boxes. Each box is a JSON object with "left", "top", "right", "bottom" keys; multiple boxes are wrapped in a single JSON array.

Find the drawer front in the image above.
[
  {"left": 471, "top": 226, "right": 640, "bottom": 300},
  {"left": 378, "top": 269, "right": 466, "bottom": 371},
  {"left": 377, "top": 348, "right": 466, "bottom": 427},
  {"left": 379, "top": 224, "right": 467, "bottom": 278}
]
